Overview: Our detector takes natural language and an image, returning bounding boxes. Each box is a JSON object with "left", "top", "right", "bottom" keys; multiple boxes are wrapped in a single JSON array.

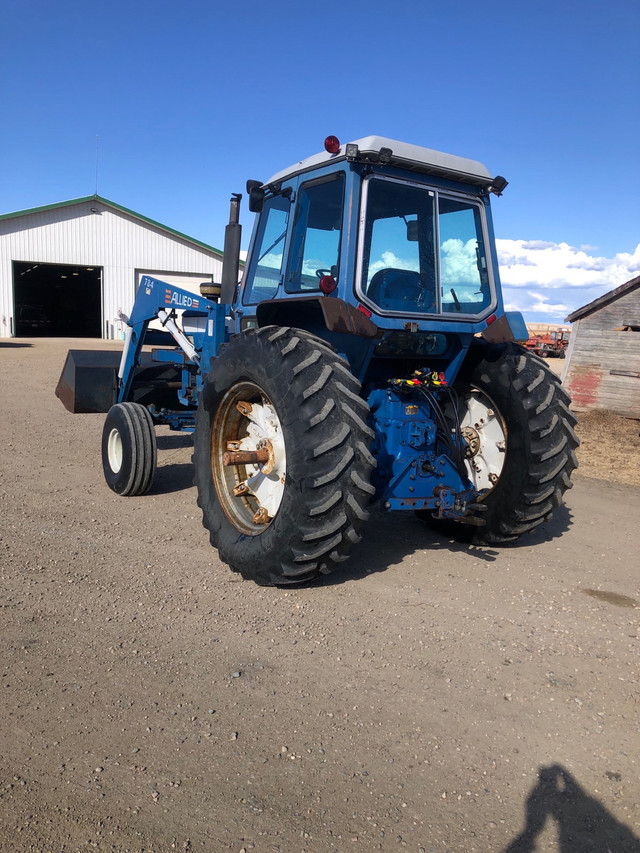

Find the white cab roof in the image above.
[{"left": 266, "top": 136, "right": 494, "bottom": 187}]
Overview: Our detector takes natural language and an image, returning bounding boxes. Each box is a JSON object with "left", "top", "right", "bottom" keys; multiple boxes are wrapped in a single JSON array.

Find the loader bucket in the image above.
[
  {"left": 56, "top": 349, "right": 186, "bottom": 414},
  {"left": 55, "top": 349, "right": 121, "bottom": 413}
]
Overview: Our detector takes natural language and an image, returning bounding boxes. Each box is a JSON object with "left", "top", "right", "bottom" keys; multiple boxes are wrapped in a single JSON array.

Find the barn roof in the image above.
[
  {"left": 0, "top": 194, "right": 223, "bottom": 256},
  {"left": 566, "top": 274, "right": 640, "bottom": 322}
]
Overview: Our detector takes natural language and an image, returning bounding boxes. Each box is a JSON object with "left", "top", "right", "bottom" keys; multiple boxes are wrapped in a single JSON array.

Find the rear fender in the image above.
[
  {"left": 255, "top": 295, "right": 379, "bottom": 339},
  {"left": 254, "top": 296, "right": 380, "bottom": 380},
  {"left": 481, "top": 311, "right": 528, "bottom": 344}
]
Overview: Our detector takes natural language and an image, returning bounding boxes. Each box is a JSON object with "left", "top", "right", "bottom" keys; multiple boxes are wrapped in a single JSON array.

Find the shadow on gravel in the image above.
[
  {"left": 316, "top": 501, "right": 574, "bottom": 587},
  {"left": 150, "top": 434, "right": 194, "bottom": 495},
  {"left": 514, "top": 502, "right": 573, "bottom": 546},
  {"left": 503, "top": 764, "right": 640, "bottom": 853},
  {"left": 144, "top": 443, "right": 575, "bottom": 578},
  {"left": 151, "top": 463, "right": 194, "bottom": 494},
  {"left": 156, "top": 434, "right": 193, "bottom": 451}
]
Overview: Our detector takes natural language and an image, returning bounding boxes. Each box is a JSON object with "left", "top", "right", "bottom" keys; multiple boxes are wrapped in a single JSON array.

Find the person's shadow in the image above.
[{"left": 504, "top": 764, "right": 640, "bottom": 852}]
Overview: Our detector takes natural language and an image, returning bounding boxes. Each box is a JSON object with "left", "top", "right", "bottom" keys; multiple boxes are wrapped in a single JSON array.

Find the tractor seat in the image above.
[{"left": 367, "top": 268, "right": 428, "bottom": 312}]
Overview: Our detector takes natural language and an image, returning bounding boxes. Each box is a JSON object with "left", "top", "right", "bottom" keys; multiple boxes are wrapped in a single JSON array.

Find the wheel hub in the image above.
[
  {"left": 461, "top": 425, "right": 481, "bottom": 457},
  {"left": 107, "top": 428, "right": 123, "bottom": 473},
  {"left": 458, "top": 391, "right": 506, "bottom": 493},
  {"left": 212, "top": 385, "right": 287, "bottom": 534}
]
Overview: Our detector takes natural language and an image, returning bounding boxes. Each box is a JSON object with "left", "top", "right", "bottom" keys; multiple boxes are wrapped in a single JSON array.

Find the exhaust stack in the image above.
[{"left": 220, "top": 193, "right": 242, "bottom": 305}]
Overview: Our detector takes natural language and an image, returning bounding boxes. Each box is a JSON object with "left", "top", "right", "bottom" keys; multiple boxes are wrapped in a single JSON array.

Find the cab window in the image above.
[
  {"left": 439, "top": 198, "right": 491, "bottom": 314},
  {"left": 359, "top": 177, "right": 492, "bottom": 317},
  {"left": 286, "top": 173, "right": 345, "bottom": 292},
  {"left": 360, "top": 179, "right": 437, "bottom": 312},
  {"left": 243, "top": 193, "right": 290, "bottom": 304}
]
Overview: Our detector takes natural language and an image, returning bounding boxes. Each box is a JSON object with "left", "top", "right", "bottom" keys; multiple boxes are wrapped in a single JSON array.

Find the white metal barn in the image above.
[{"left": 0, "top": 195, "right": 223, "bottom": 339}]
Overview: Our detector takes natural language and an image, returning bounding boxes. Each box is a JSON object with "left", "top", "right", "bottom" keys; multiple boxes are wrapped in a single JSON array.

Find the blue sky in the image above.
[{"left": 1, "top": 0, "right": 638, "bottom": 323}]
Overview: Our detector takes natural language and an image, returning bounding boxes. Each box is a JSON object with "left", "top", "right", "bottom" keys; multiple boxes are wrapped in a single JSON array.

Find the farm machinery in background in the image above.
[
  {"left": 57, "top": 135, "right": 578, "bottom": 585},
  {"left": 525, "top": 328, "right": 571, "bottom": 358}
]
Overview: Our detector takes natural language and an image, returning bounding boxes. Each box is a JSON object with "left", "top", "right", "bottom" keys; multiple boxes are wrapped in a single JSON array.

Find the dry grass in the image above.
[
  {"left": 574, "top": 409, "right": 640, "bottom": 485},
  {"left": 545, "top": 356, "right": 639, "bottom": 486}
]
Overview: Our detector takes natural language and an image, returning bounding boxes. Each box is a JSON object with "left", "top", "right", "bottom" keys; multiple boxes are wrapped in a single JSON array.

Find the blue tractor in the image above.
[{"left": 57, "top": 136, "right": 578, "bottom": 585}]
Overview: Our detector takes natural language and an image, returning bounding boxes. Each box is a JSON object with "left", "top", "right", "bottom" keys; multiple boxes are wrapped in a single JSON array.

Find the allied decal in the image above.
[{"left": 164, "top": 288, "right": 200, "bottom": 309}]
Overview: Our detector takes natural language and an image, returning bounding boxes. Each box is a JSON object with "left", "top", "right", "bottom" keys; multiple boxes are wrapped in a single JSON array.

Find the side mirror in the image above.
[
  {"left": 246, "top": 180, "right": 265, "bottom": 213},
  {"left": 406, "top": 220, "right": 419, "bottom": 242}
]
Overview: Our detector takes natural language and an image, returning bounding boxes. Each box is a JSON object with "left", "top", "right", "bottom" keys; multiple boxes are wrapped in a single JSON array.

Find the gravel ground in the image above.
[{"left": 1, "top": 339, "right": 639, "bottom": 853}]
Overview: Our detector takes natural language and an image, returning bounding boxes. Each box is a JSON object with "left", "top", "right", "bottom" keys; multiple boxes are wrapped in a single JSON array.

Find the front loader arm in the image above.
[{"left": 116, "top": 275, "right": 222, "bottom": 404}]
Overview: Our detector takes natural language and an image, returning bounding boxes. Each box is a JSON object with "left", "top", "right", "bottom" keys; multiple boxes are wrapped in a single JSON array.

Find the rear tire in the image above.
[
  {"left": 194, "top": 326, "right": 376, "bottom": 585},
  {"left": 417, "top": 342, "right": 578, "bottom": 544},
  {"left": 102, "top": 402, "right": 157, "bottom": 496}
]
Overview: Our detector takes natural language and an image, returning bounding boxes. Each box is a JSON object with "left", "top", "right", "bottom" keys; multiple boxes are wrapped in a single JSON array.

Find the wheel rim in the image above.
[
  {"left": 211, "top": 381, "right": 287, "bottom": 535},
  {"left": 458, "top": 388, "right": 507, "bottom": 493},
  {"left": 107, "top": 428, "right": 123, "bottom": 473}
]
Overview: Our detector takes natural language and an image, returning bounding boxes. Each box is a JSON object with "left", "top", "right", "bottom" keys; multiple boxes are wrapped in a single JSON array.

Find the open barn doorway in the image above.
[{"left": 13, "top": 261, "right": 102, "bottom": 337}]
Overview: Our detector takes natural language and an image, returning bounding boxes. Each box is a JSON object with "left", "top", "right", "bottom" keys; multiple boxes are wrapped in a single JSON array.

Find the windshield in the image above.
[
  {"left": 359, "top": 177, "right": 493, "bottom": 316},
  {"left": 243, "top": 193, "right": 290, "bottom": 304}
]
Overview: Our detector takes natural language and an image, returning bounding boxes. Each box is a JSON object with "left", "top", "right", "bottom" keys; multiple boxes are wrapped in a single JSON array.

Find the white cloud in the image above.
[
  {"left": 440, "top": 238, "right": 479, "bottom": 286},
  {"left": 497, "top": 240, "right": 640, "bottom": 289},
  {"left": 497, "top": 240, "right": 640, "bottom": 322},
  {"left": 302, "top": 258, "right": 325, "bottom": 277},
  {"left": 259, "top": 252, "right": 282, "bottom": 269},
  {"left": 368, "top": 250, "right": 419, "bottom": 279},
  {"left": 529, "top": 292, "right": 571, "bottom": 315}
]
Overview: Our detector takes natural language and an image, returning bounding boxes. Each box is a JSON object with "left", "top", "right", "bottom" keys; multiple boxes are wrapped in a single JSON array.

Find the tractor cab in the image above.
[{"left": 234, "top": 136, "right": 525, "bottom": 360}]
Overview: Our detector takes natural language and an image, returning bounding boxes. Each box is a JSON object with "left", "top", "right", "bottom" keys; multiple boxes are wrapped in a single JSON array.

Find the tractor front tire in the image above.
[
  {"left": 102, "top": 402, "right": 157, "bottom": 496},
  {"left": 418, "top": 342, "right": 579, "bottom": 544},
  {"left": 194, "top": 327, "right": 376, "bottom": 585}
]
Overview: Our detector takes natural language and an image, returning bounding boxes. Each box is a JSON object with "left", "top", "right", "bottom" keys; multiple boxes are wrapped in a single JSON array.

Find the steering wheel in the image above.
[{"left": 315, "top": 269, "right": 333, "bottom": 279}]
